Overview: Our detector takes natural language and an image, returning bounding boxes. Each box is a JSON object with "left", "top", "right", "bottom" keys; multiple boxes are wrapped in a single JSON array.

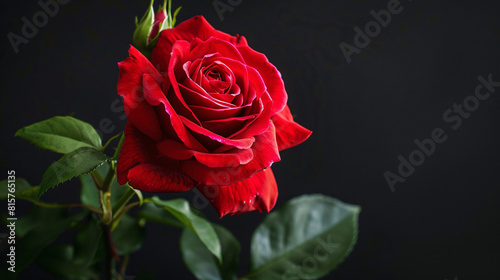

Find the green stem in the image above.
[
  {"left": 91, "top": 170, "right": 104, "bottom": 189},
  {"left": 118, "top": 254, "right": 130, "bottom": 280},
  {"left": 112, "top": 188, "right": 136, "bottom": 220},
  {"left": 111, "top": 201, "right": 141, "bottom": 231},
  {"left": 102, "top": 165, "right": 116, "bottom": 193},
  {"left": 99, "top": 131, "right": 125, "bottom": 225},
  {"left": 100, "top": 162, "right": 116, "bottom": 224},
  {"left": 111, "top": 198, "right": 154, "bottom": 231},
  {"left": 98, "top": 131, "right": 126, "bottom": 278},
  {"left": 101, "top": 132, "right": 122, "bottom": 153},
  {"left": 102, "top": 223, "right": 116, "bottom": 280},
  {"left": 101, "top": 191, "right": 112, "bottom": 224}
]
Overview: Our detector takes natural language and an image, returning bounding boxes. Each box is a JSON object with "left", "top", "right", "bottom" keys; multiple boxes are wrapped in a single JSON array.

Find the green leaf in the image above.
[
  {"left": 181, "top": 224, "right": 240, "bottom": 280},
  {"left": 150, "top": 196, "right": 222, "bottom": 264},
  {"left": 40, "top": 147, "right": 109, "bottom": 198},
  {"left": 15, "top": 116, "right": 102, "bottom": 154},
  {"left": 137, "top": 203, "right": 183, "bottom": 228},
  {"left": 171, "top": 5, "right": 182, "bottom": 27},
  {"left": 11, "top": 208, "right": 87, "bottom": 277},
  {"left": 0, "top": 178, "right": 39, "bottom": 201},
  {"left": 112, "top": 214, "right": 146, "bottom": 255},
  {"left": 247, "top": 194, "right": 360, "bottom": 280}
]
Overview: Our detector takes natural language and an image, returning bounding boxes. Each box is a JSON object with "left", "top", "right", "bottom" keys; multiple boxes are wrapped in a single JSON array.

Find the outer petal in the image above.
[
  {"left": 126, "top": 164, "right": 194, "bottom": 193},
  {"left": 182, "top": 121, "right": 280, "bottom": 186},
  {"left": 272, "top": 105, "right": 312, "bottom": 151},
  {"left": 197, "top": 168, "right": 278, "bottom": 217},
  {"left": 157, "top": 139, "right": 254, "bottom": 168},
  {"left": 187, "top": 37, "right": 245, "bottom": 64},
  {"left": 237, "top": 45, "right": 287, "bottom": 116},
  {"left": 117, "top": 46, "right": 164, "bottom": 141},
  {"left": 226, "top": 91, "right": 273, "bottom": 143},
  {"left": 117, "top": 123, "right": 195, "bottom": 192}
]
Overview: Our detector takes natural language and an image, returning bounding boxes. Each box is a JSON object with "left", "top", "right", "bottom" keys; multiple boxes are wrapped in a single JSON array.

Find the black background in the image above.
[{"left": 1, "top": 0, "right": 500, "bottom": 279}]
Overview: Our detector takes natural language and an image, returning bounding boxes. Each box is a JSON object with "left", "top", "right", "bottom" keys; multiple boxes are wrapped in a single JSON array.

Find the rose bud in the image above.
[{"left": 133, "top": 0, "right": 179, "bottom": 58}]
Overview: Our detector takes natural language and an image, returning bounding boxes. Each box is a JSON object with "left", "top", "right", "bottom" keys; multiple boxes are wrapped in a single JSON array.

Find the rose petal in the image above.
[
  {"left": 180, "top": 82, "right": 233, "bottom": 109},
  {"left": 240, "top": 65, "right": 266, "bottom": 106},
  {"left": 169, "top": 41, "right": 238, "bottom": 121},
  {"left": 237, "top": 45, "right": 287, "bottom": 115},
  {"left": 117, "top": 123, "right": 195, "bottom": 192},
  {"left": 202, "top": 114, "right": 256, "bottom": 137},
  {"left": 117, "top": 46, "right": 164, "bottom": 141},
  {"left": 197, "top": 168, "right": 278, "bottom": 217},
  {"left": 144, "top": 73, "right": 202, "bottom": 126},
  {"left": 213, "top": 57, "right": 250, "bottom": 103},
  {"left": 272, "top": 105, "right": 312, "bottom": 151},
  {"left": 125, "top": 46, "right": 163, "bottom": 83},
  {"left": 180, "top": 115, "right": 255, "bottom": 150},
  {"left": 127, "top": 164, "right": 196, "bottom": 193},
  {"left": 157, "top": 139, "right": 254, "bottom": 168},
  {"left": 183, "top": 55, "right": 250, "bottom": 108},
  {"left": 223, "top": 91, "right": 273, "bottom": 145},
  {"left": 182, "top": 122, "right": 280, "bottom": 185},
  {"left": 155, "top": 105, "right": 181, "bottom": 142},
  {"left": 142, "top": 72, "right": 208, "bottom": 152},
  {"left": 188, "top": 37, "right": 245, "bottom": 63},
  {"left": 189, "top": 104, "right": 249, "bottom": 121}
]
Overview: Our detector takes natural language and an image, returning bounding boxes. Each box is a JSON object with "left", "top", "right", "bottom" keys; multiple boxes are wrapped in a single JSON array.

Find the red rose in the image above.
[{"left": 117, "top": 16, "right": 311, "bottom": 216}]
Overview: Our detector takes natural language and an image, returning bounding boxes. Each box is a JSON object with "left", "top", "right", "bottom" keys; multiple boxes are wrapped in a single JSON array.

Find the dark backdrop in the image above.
[{"left": 1, "top": 0, "right": 500, "bottom": 279}]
